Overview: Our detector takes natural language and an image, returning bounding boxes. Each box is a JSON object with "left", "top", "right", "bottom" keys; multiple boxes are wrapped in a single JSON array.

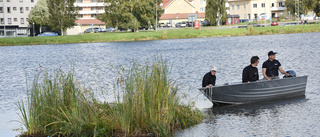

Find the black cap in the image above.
[{"left": 268, "top": 51, "right": 277, "bottom": 56}]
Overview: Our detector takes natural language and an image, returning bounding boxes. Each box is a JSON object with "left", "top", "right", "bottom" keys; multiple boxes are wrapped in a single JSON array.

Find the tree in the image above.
[
  {"left": 205, "top": 0, "right": 226, "bottom": 26},
  {"left": 46, "top": 0, "right": 78, "bottom": 35},
  {"left": 28, "top": 0, "right": 49, "bottom": 33},
  {"left": 314, "top": 0, "right": 320, "bottom": 16},
  {"left": 98, "top": 0, "right": 162, "bottom": 32},
  {"left": 285, "top": 0, "right": 317, "bottom": 18}
]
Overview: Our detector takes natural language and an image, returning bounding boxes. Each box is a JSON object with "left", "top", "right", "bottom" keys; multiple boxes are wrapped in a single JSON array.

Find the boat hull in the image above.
[{"left": 199, "top": 76, "right": 308, "bottom": 105}]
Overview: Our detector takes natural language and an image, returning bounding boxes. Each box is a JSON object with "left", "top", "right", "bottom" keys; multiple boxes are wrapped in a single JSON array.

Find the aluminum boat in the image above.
[{"left": 199, "top": 76, "right": 308, "bottom": 105}]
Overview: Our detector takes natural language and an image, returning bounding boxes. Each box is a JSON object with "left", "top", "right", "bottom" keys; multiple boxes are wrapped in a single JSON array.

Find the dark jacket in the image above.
[
  {"left": 242, "top": 65, "right": 259, "bottom": 83},
  {"left": 202, "top": 72, "right": 216, "bottom": 87},
  {"left": 262, "top": 59, "right": 281, "bottom": 77}
]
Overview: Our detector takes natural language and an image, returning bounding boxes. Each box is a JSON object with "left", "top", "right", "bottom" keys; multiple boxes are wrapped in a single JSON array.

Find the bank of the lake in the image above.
[{"left": 1, "top": 24, "right": 320, "bottom": 46}]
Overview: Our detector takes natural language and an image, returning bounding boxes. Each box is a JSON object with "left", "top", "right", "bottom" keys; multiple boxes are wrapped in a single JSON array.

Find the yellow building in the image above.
[
  {"left": 228, "top": 0, "right": 288, "bottom": 21},
  {"left": 160, "top": 0, "right": 206, "bottom": 25}
]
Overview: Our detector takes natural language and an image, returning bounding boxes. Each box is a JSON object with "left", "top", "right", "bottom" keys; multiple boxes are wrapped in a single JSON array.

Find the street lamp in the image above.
[
  {"left": 232, "top": 3, "right": 234, "bottom": 26},
  {"left": 2, "top": 1, "right": 6, "bottom": 36},
  {"left": 33, "top": 22, "right": 35, "bottom": 36},
  {"left": 156, "top": 0, "right": 157, "bottom": 31}
]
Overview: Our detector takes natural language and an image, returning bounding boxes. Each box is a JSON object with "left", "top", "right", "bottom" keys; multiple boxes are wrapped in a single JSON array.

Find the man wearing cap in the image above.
[
  {"left": 262, "top": 51, "right": 289, "bottom": 80},
  {"left": 242, "top": 56, "right": 260, "bottom": 83},
  {"left": 202, "top": 67, "right": 217, "bottom": 88}
]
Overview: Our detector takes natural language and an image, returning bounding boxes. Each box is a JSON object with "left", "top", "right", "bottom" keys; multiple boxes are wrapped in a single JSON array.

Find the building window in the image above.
[
  {"left": 237, "top": 5, "right": 240, "bottom": 10},
  {"left": 200, "top": 0, "right": 206, "bottom": 5},
  {"left": 31, "top": 0, "right": 34, "bottom": 2},
  {"left": 91, "top": 7, "right": 95, "bottom": 10},
  {"left": 78, "top": 14, "right": 83, "bottom": 18},
  {"left": 78, "top": 7, "right": 83, "bottom": 10},
  {"left": 97, "top": 0, "right": 102, "bottom": 2},
  {"left": 279, "top": 2, "right": 283, "bottom": 7},
  {"left": 243, "top": 4, "right": 246, "bottom": 9},
  {"left": 91, "top": 14, "right": 97, "bottom": 17},
  {"left": 272, "top": 3, "right": 275, "bottom": 7},
  {"left": 0, "top": 7, "right": 3, "bottom": 13},
  {"left": 20, "top": 7, "right": 24, "bottom": 13},
  {"left": 26, "top": 7, "right": 29, "bottom": 11},
  {"left": 77, "top": 0, "right": 83, "bottom": 3},
  {"left": 14, "top": 18, "right": 17, "bottom": 22},
  {"left": 20, "top": 0, "right": 23, "bottom": 2},
  {"left": 31, "top": 7, "right": 33, "bottom": 10},
  {"left": 7, "top": 0, "right": 10, "bottom": 2},
  {"left": 7, "top": 7, "right": 11, "bottom": 13},
  {"left": 26, "top": 18, "right": 29, "bottom": 22},
  {"left": 8, "top": 18, "right": 12, "bottom": 24},
  {"left": 200, "top": 7, "right": 205, "bottom": 12},
  {"left": 254, "top": 14, "right": 258, "bottom": 19},
  {"left": 13, "top": 7, "right": 16, "bottom": 10},
  {"left": 253, "top": 4, "right": 257, "bottom": 8},
  {"left": 232, "top": 5, "right": 234, "bottom": 10},
  {"left": 21, "top": 18, "right": 24, "bottom": 24},
  {"left": 0, "top": 18, "right": 4, "bottom": 24},
  {"left": 261, "top": 3, "right": 265, "bottom": 8},
  {"left": 0, "top": 0, "right": 2, "bottom": 2},
  {"left": 90, "top": 0, "right": 95, "bottom": 2}
]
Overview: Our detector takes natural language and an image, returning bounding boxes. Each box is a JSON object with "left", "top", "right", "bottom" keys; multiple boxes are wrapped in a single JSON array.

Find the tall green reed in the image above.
[
  {"left": 17, "top": 67, "right": 113, "bottom": 137},
  {"left": 114, "top": 56, "right": 203, "bottom": 136}
]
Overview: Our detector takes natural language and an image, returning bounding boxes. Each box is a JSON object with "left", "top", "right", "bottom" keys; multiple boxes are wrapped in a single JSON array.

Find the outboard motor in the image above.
[{"left": 285, "top": 70, "right": 296, "bottom": 77}]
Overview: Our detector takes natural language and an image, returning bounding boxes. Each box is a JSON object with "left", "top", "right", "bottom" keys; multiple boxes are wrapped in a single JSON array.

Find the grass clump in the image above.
[{"left": 17, "top": 56, "right": 204, "bottom": 137}]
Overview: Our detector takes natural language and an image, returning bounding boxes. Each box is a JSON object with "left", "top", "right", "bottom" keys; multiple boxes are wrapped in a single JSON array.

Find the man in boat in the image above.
[
  {"left": 202, "top": 67, "right": 217, "bottom": 88},
  {"left": 242, "top": 56, "right": 260, "bottom": 83},
  {"left": 262, "top": 51, "right": 289, "bottom": 80}
]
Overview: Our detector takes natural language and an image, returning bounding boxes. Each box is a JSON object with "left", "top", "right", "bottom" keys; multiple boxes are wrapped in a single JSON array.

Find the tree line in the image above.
[
  {"left": 28, "top": 0, "right": 320, "bottom": 34},
  {"left": 28, "top": 0, "right": 162, "bottom": 34}
]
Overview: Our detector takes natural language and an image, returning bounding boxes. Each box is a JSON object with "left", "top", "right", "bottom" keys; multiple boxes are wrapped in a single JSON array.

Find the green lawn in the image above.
[{"left": 1, "top": 24, "right": 320, "bottom": 46}]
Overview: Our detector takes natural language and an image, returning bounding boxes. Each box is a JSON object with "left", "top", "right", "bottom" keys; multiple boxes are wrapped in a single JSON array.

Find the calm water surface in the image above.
[{"left": 1, "top": 33, "right": 320, "bottom": 136}]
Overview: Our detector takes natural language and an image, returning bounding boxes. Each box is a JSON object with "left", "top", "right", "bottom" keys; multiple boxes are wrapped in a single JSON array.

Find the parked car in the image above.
[
  {"left": 247, "top": 23, "right": 260, "bottom": 27},
  {"left": 186, "top": 21, "right": 194, "bottom": 27},
  {"left": 159, "top": 23, "right": 165, "bottom": 27},
  {"left": 93, "top": 27, "right": 106, "bottom": 32},
  {"left": 37, "top": 32, "right": 58, "bottom": 36},
  {"left": 166, "top": 22, "right": 172, "bottom": 27},
  {"left": 84, "top": 28, "right": 98, "bottom": 33},
  {"left": 105, "top": 27, "right": 115, "bottom": 32},
  {"left": 283, "top": 23, "right": 297, "bottom": 26},
  {"left": 271, "top": 21, "right": 278, "bottom": 26},
  {"left": 181, "top": 21, "right": 187, "bottom": 27},
  {"left": 175, "top": 22, "right": 182, "bottom": 27},
  {"left": 201, "top": 21, "right": 210, "bottom": 26}
]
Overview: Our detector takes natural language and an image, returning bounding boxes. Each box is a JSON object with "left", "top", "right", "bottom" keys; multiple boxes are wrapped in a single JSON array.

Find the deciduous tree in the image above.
[
  {"left": 46, "top": 0, "right": 78, "bottom": 35},
  {"left": 205, "top": 0, "right": 226, "bottom": 26}
]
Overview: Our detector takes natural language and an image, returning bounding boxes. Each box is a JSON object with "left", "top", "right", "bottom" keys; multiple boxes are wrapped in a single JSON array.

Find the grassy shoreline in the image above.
[{"left": 2, "top": 24, "right": 320, "bottom": 46}]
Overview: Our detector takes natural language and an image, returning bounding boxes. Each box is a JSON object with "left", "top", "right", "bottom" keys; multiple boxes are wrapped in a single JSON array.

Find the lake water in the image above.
[{"left": 1, "top": 32, "right": 320, "bottom": 136}]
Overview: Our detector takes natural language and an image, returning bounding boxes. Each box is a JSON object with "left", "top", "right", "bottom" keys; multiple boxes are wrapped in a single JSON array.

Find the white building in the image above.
[{"left": 0, "top": 0, "right": 38, "bottom": 36}]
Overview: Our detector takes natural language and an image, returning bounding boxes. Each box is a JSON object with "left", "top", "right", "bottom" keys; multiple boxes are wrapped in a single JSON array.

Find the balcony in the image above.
[
  {"left": 270, "top": 6, "right": 286, "bottom": 11},
  {"left": 79, "top": 10, "right": 104, "bottom": 14},
  {"left": 74, "top": 3, "right": 105, "bottom": 7}
]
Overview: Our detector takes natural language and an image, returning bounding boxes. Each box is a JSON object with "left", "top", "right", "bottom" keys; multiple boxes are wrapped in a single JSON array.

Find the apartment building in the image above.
[
  {"left": 0, "top": 0, "right": 38, "bottom": 36},
  {"left": 67, "top": 0, "right": 105, "bottom": 35},
  {"left": 228, "top": 0, "right": 288, "bottom": 21}
]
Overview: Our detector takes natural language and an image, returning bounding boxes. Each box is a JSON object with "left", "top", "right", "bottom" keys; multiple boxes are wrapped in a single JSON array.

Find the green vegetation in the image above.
[
  {"left": 286, "top": 0, "right": 319, "bottom": 17},
  {"left": 1, "top": 24, "right": 320, "bottom": 46},
  {"left": 98, "top": 0, "right": 163, "bottom": 31},
  {"left": 17, "top": 57, "right": 204, "bottom": 136},
  {"left": 205, "top": 0, "right": 227, "bottom": 26}
]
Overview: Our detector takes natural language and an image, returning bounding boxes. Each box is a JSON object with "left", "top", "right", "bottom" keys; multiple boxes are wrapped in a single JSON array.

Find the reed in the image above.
[
  {"left": 17, "top": 68, "right": 113, "bottom": 137},
  {"left": 17, "top": 56, "right": 203, "bottom": 136},
  {"left": 113, "top": 56, "right": 203, "bottom": 136}
]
